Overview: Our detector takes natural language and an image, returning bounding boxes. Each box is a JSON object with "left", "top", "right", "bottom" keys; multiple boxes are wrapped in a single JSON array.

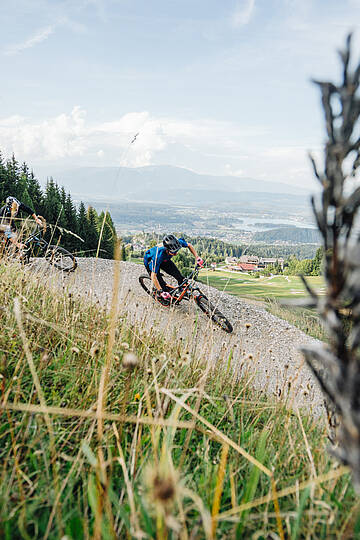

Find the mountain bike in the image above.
[
  {"left": 139, "top": 265, "right": 233, "bottom": 333},
  {"left": 1, "top": 218, "right": 77, "bottom": 272}
]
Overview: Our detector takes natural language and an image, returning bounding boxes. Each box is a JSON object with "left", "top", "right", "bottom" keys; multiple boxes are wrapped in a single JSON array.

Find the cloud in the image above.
[
  {"left": 232, "top": 0, "right": 255, "bottom": 27},
  {"left": 0, "top": 107, "right": 87, "bottom": 159},
  {"left": 0, "top": 107, "right": 262, "bottom": 165},
  {"left": 0, "top": 107, "right": 316, "bottom": 187},
  {"left": 4, "top": 25, "right": 54, "bottom": 56}
]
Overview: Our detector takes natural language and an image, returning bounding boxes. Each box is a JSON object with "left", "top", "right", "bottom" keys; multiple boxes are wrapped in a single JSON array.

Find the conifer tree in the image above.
[
  {"left": 98, "top": 210, "right": 116, "bottom": 259},
  {"left": 86, "top": 206, "right": 100, "bottom": 255},
  {"left": 0, "top": 151, "right": 8, "bottom": 203},
  {"left": 44, "top": 178, "right": 63, "bottom": 225},
  {"left": 64, "top": 193, "right": 79, "bottom": 252},
  {"left": 27, "top": 171, "right": 44, "bottom": 214},
  {"left": 0, "top": 149, "right": 116, "bottom": 259},
  {"left": 17, "top": 173, "right": 34, "bottom": 209},
  {"left": 6, "top": 155, "right": 20, "bottom": 198},
  {"left": 77, "top": 202, "right": 89, "bottom": 256}
]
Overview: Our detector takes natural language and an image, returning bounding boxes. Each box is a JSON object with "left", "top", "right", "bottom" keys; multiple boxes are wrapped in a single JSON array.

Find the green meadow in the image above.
[
  {"left": 198, "top": 269, "right": 326, "bottom": 340},
  {"left": 198, "top": 269, "right": 324, "bottom": 301}
]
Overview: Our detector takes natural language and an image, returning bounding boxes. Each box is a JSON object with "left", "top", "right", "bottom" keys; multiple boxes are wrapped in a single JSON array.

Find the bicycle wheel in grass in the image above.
[
  {"left": 195, "top": 294, "right": 233, "bottom": 333},
  {"left": 139, "top": 274, "right": 154, "bottom": 296},
  {"left": 139, "top": 275, "right": 171, "bottom": 306},
  {"left": 46, "top": 246, "right": 77, "bottom": 272}
]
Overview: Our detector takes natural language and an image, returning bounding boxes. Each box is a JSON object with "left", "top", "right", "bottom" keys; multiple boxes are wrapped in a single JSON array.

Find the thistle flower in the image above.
[
  {"left": 145, "top": 464, "right": 178, "bottom": 508},
  {"left": 90, "top": 342, "right": 100, "bottom": 357},
  {"left": 122, "top": 352, "right": 139, "bottom": 371}
]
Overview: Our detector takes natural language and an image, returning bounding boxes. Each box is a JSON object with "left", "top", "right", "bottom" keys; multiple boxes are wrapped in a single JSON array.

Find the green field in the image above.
[{"left": 198, "top": 269, "right": 324, "bottom": 300}]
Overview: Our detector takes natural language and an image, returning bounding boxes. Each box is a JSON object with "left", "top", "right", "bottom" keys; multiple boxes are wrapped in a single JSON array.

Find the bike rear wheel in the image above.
[
  {"left": 46, "top": 246, "right": 77, "bottom": 272},
  {"left": 139, "top": 275, "right": 172, "bottom": 306},
  {"left": 139, "top": 274, "right": 153, "bottom": 295},
  {"left": 195, "top": 294, "right": 233, "bottom": 333}
]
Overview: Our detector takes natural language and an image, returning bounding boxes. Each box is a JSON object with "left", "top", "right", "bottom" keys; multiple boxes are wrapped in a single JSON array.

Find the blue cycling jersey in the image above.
[{"left": 144, "top": 237, "right": 188, "bottom": 273}]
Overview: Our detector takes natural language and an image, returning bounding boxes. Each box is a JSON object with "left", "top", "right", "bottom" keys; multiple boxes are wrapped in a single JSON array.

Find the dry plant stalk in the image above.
[
  {"left": 300, "top": 34, "right": 360, "bottom": 487},
  {"left": 211, "top": 442, "right": 229, "bottom": 538}
]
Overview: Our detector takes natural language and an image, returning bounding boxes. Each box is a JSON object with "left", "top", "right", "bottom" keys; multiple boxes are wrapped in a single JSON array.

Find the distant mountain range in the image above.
[{"left": 35, "top": 164, "right": 314, "bottom": 203}]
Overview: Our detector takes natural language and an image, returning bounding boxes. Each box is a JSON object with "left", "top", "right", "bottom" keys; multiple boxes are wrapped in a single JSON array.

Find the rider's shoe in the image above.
[{"left": 156, "top": 290, "right": 172, "bottom": 306}]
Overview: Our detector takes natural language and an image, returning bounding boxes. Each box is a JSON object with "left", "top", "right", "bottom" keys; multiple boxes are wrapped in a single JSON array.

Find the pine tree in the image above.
[
  {"left": 64, "top": 193, "right": 79, "bottom": 252},
  {"left": 27, "top": 171, "right": 44, "bottom": 215},
  {"left": 0, "top": 148, "right": 116, "bottom": 259},
  {"left": 44, "top": 178, "right": 63, "bottom": 225},
  {"left": 59, "top": 187, "right": 67, "bottom": 227},
  {"left": 86, "top": 206, "right": 100, "bottom": 256},
  {"left": 17, "top": 173, "right": 34, "bottom": 209},
  {"left": 77, "top": 202, "right": 89, "bottom": 256},
  {"left": 6, "top": 154, "right": 20, "bottom": 198},
  {"left": 312, "top": 246, "right": 324, "bottom": 276},
  {"left": 0, "top": 151, "right": 8, "bottom": 203},
  {"left": 98, "top": 210, "right": 116, "bottom": 259}
]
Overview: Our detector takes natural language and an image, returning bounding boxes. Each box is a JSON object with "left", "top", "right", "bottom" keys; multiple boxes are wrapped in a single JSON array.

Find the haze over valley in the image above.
[{"left": 36, "top": 164, "right": 317, "bottom": 244}]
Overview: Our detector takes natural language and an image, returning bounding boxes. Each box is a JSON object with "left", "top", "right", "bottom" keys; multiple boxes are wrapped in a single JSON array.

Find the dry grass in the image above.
[{"left": 0, "top": 258, "right": 357, "bottom": 539}]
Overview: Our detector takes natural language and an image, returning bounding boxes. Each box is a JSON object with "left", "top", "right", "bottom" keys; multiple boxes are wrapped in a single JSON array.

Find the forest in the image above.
[
  {"left": 125, "top": 232, "right": 319, "bottom": 261},
  {"left": 0, "top": 152, "right": 116, "bottom": 258},
  {"left": 253, "top": 226, "right": 321, "bottom": 244}
]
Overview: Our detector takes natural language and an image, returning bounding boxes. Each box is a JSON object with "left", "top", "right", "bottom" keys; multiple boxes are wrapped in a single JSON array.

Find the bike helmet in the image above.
[
  {"left": 163, "top": 234, "right": 181, "bottom": 253},
  {"left": 5, "top": 196, "right": 20, "bottom": 210}
]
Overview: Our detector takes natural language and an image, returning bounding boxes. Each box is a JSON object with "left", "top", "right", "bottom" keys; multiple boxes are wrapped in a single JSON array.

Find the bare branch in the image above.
[{"left": 305, "top": 34, "right": 360, "bottom": 490}]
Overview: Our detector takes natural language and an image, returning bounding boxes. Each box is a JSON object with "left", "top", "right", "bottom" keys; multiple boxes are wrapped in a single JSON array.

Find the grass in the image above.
[
  {"left": 198, "top": 269, "right": 324, "bottom": 300},
  {"left": 0, "top": 260, "right": 357, "bottom": 538},
  {"left": 199, "top": 269, "right": 327, "bottom": 340}
]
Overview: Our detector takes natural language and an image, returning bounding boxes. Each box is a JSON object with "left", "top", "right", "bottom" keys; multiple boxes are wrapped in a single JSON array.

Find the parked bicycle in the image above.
[
  {"left": 139, "top": 264, "right": 233, "bottom": 333},
  {"left": 1, "top": 217, "right": 77, "bottom": 272}
]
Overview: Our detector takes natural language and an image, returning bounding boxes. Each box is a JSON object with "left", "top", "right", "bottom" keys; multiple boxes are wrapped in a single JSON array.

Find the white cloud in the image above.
[
  {"left": 0, "top": 107, "right": 317, "bottom": 187},
  {"left": 0, "top": 106, "right": 87, "bottom": 159},
  {"left": 0, "top": 107, "right": 261, "bottom": 166},
  {"left": 232, "top": 0, "right": 255, "bottom": 27},
  {"left": 4, "top": 25, "right": 54, "bottom": 56}
]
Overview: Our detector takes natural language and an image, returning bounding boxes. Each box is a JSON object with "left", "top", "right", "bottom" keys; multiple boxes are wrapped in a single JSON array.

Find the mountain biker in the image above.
[
  {"left": 143, "top": 234, "right": 204, "bottom": 302},
  {"left": 0, "top": 196, "right": 43, "bottom": 249}
]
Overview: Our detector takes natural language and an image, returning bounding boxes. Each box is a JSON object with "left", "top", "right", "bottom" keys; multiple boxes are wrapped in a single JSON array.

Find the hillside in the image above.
[
  {"left": 35, "top": 164, "right": 312, "bottom": 200},
  {"left": 253, "top": 226, "right": 321, "bottom": 244},
  {"left": 1, "top": 258, "right": 356, "bottom": 538},
  {"left": 44, "top": 259, "right": 324, "bottom": 415}
]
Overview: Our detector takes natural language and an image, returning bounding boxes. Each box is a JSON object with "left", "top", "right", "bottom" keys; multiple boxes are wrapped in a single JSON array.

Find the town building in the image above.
[{"left": 224, "top": 254, "right": 284, "bottom": 272}]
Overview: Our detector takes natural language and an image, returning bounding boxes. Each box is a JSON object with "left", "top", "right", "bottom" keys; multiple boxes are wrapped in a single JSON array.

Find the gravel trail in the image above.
[{"left": 38, "top": 258, "right": 325, "bottom": 417}]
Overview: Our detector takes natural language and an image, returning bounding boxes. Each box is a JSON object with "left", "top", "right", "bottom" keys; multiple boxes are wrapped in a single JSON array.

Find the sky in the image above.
[{"left": 0, "top": 0, "right": 359, "bottom": 190}]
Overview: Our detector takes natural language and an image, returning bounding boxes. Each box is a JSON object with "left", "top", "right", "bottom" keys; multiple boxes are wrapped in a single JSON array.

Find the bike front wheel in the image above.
[
  {"left": 195, "top": 294, "right": 233, "bottom": 333},
  {"left": 46, "top": 246, "right": 77, "bottom": 272}
]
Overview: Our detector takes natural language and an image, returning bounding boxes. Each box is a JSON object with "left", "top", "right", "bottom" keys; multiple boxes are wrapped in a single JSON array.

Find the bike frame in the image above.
[
  {"left": 165, "top": 265, "right": 203, "bottom": 305},
  {"left": 23, "top": 224, "right": 49, "bottom": 256}
]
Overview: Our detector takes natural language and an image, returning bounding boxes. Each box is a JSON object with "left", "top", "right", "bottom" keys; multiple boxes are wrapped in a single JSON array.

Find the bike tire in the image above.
[
  {"left": 139, "top": 275, "right": 172, "bottom": 306},
  {"left": 46, "top": 246, "right": 77, "bottom": 272},
  {"left": 195, "top": 294, "right": 233, "bottom": 333},
  {"left": 139, "top": 274, "right": 153, "bottom": 295}
]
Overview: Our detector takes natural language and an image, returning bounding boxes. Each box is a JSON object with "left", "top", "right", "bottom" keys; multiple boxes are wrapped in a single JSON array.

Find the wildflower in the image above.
[
  {"left": 122, "top": 352, "right": 139, "bottom": 371},
  {"left": 145, "top": 464, "right": 178, "bottom": 508},
  {"left": 90, "top": 342, "right": 100, "bottom": 357},
  {"left": 153, "top": 474, "right": 175, "bottom": 504},
  {"left": 134, "top": 393, "right": 141, "bottom": 401}
]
